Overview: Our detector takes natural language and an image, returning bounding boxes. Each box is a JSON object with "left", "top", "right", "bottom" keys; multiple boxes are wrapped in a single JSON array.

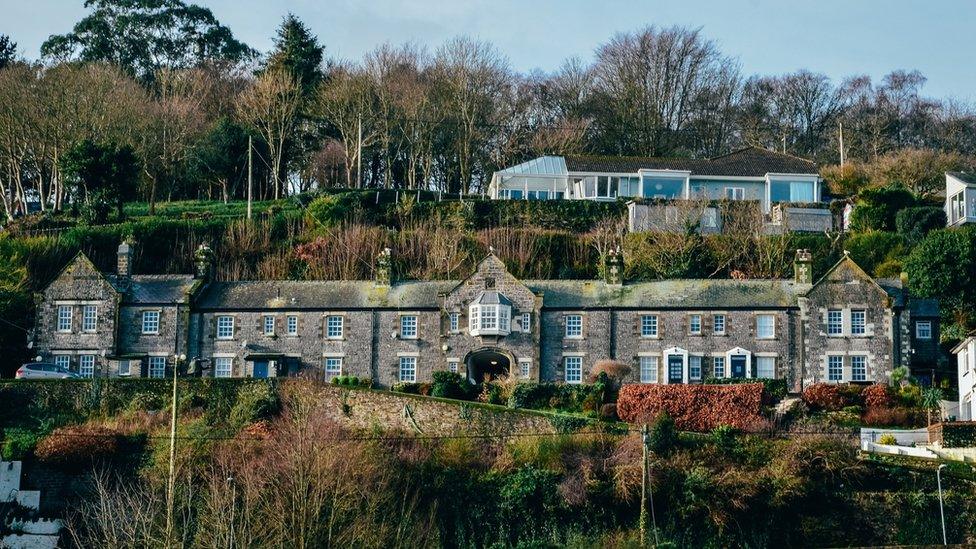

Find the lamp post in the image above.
[
  {"left": 165, "top": 352, "right": 187, "bottom": 546},
  {"left": 937, "top": 463, "right": 947, "bottom": 546}
]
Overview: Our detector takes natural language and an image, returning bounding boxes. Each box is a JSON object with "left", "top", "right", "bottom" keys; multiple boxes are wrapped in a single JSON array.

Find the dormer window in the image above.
[{"left": 468, "top": 291, "right": 512, "bottom": 336}]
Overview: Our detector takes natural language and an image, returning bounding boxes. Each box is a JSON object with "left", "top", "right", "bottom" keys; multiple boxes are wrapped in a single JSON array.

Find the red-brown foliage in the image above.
[
  {"left": 588, "top": 360, "right": 632, "bottom": 384},
  {"left": 862, "top": 407, "right": 925, "bottom": 428},
  {"left": 802, "top": 383, "right": 863, "bottom": 411},
  {"left": 861, "top": 384, "right": 894, "bottom": 409},
  {"left": 34, "top": 425, "right": 125, "bottom": 468},
  {"left": 616, "top": 383, "right": 765, "bottom": 431}
]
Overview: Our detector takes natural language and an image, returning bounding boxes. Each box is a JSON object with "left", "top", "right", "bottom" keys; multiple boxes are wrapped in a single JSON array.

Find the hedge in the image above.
[
  {"left": 896, "top": 206, "right": 947, "bottom": 243},
  {"left": 703, "top": 377, "right": 788, "bottom": 401},
  {"left": 931, "top": 422, "right": 976, "bottom": 448},
  {"left": 616, "top": 383, "right": 765, "bottom": 431}
]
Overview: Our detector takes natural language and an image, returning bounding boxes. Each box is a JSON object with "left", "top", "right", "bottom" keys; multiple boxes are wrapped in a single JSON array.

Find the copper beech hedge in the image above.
[{"left": 616, "top": 383, "right": 766, "bottom": 431}]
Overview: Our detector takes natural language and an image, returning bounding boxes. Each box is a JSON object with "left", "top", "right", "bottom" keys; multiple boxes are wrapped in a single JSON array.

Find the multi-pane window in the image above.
[
  {"left": 400, "top": 316, "right": 418, "bottom": 338},
  {"left": 263, "top": 315, "right": 275, "bottom": 336},
  {"left": 851, "top": 355, "right": 867, "bottom": 381},
  {"left": 689, "top": 356, "right": 702, "bottom": 380},
  {"left": 54, "top": 355, "right": 70, "bottom": 370},
  {"left": 449, "top": 312, "right": 460, "bottom": 332},
  {"left": 216, "top": 316, "right": 234, "bottom": 339},
  {"left": 689, "top": 315, "right": 702, "bottom": 335},
  {"left": 521, "top": 312, "right": 531, "bottom": 332},
  {"left": 287, "top": 315, "right": 298, "bottom": 336},
  {"left": 564, "top": 356, "right": 582, "bottom": 384},
  {"left": 725, "top": 187, "right": 745, "bottom": 200},
  {"left": 214, "top": 357, "right": 232, "bottom": 378},
  {"left": 481, "top": 307, "right": 498, "bottom": 330},
  {"left": 399, "top": 356, "right": 417, "bottom": 382},
  {"left": 82, "top": 305, "right": 97, "bottom": 333},
  {"left": 324, "top": 357, "right": 343, "bottom": 379},
  {"left": 326, "top": 316, "right": 344, "bottom": 339},
  {"left": 519, "top": 360, "right": 531, "bottom": 379},
  {"left": 756, "top": 315, "right": 775, "bottom": 338},
  {"left": 565, "top": 315, "right": 583, "bottom": 338},
  {"left": 756, "top": 357, "right": 775, "bottom": 379},
  {"left": 149, "top": 356, "right": 166, "bottom": 378},
  {"left": 57, "top": 305, "right": 72, "bottom": 332},
  {"left": 713, "top": 314, "right": 726, "bottom": 335},
  {"left": 827, "top": 355, "right": 843, "bottom": 382},
  {"left": 827, "top": 309, "right": 843, "bottom": 335},
  {"left": 448, "top": 360, "right": 459, "bottom": 374},
  {"left": 118, "top": 360, "right": 131, "bottom": 376},
  {"left": 79, "top": 355, "right": 95, "bottom": 378},
  {"left": 713, "top": 356, "right": 725, "bottom": 378},
  {"left": 916, "top": 321, "right": 932, "bottom": 340},
  {"left": 639, "top": 356, "right": 658, "bottom": 383},
  {"left": 640, "top": 315, "right": 658, "bottom": 337},
  {"left": 142, "top": 311, "right": 160, "bottom": 334},
  {"left": 851, "top": 310, "right": 866, "bottom": 336}
]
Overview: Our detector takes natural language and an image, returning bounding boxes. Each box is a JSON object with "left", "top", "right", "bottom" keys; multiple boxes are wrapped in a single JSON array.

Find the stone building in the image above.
[{"left": 31, "top": 241, "right": 940, "bottom": 392}]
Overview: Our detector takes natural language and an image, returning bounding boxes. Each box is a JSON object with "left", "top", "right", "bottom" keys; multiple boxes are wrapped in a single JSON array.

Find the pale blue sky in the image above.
[{"left": 3, "top": 0, "right": 974, "bottom": 100}]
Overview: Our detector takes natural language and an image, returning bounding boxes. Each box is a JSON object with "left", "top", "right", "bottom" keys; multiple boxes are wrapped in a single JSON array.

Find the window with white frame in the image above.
[
  {"left": 564, "top": 356, "right": 582, "bottom": 384},
  {"left": 827, "top": 355, "right": 843, "bottom": 382},
  {"left": 639, "top": 356, "right": 658, "bottom": 383},
  {"left": 521, "top": 312, "right": 531, "bottom": 332},
  {"left": 851, "top": 355, "right": 867, "bottom": 381},
  {"left": 287, "top": 315, "right": 298, "bottom": 336},
  {"left": 216, "top": 315, "right": 234, "bottom": 339},
  {"left": 142, "top": 311, "right": 160, "bottom": 334},
  {"left": 263, "top": 315, "right": 275, "bottom": 336},
  {"left": 713, "top": 314, "right": 726, "bottom": 335},
  {"left": 725, "top": 187, "right": 745, "bottom": 200},
  {"left": 689, "top": 356, "right": 702, "bottom": 380},
  {"left": 827, "top": 309, "right": 843, "bottom": 335},
  {"left": 916, "top": 321, "right": 932, "bottom": 340},
  {"left": 399, "top": 356, "right": 417, "bottom": 382},
  {"left": 480, "top": 306, "right": 495, "bottom": 331},
  {"left": 82, "top": 305, "right": 97, "bottom": 332},
  {"left": 326, "top": 316, "right": 343, "bottom": 339},
  {"left": 54, "top": 355, "right": 70, "bottom": 370},
  {"left": 468, "top": 302, "right": 512, "bottom": 336},
  {"left": 756, "top": 356, "right": 775, "bottom": 379},
  {"left": 57, "top": 305, "right": 72, "bottom": 332},
  {"left": 149, "top": 356, "right": 166, "bottom": 378},
  {"left": 324, "top": 357, "right": 343, "bottom": 379},
  {"left": 118, "top": 360, "right": 131, "bottom": 376},
  {"left": 565, "top": 315, "right": 583, "bottom": 338},
  {"left": 448, "top": 360, "right": 459, "bottom": 374},
  {"left": 449, "top": 312, "right": 460, "bottom": 332},
  {"left": 79, "top": 355, "right": 95, "bottom": 378},
  {"left": 214, "top": 357, "right": 232, "bottom": 378},
  {"left": 689, "top": 315, "right": 702, "bottom": 335},
  {"left": 713, "top": 356, "right": 725, "bottom": 378},
  {"left": 400, "top": 316, "right": 418, "bottom": 339},
  {"left": 640, "top": 315, "right": 658, "bottom": 337},
  {"left": 851, "top": 310, "right": 866, "bottom": 336},
  {"left": 756, "top": 315, "right": 775, "bottom": 339},
  {"left": 519, "top": 359, "right": 531, "bottom": 379}
]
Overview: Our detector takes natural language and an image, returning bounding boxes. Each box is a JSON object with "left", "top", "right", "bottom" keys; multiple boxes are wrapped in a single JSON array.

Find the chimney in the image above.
[
  {"left": 117, "top": 239, "right": 134, "bottom": 282},
  {"left": 794, "top": 249, "right": 813, "bottom": 284},
  {"left": 604, "top": 245, "right": 624, "bottom": 286},
  {"left": 194, "top": 243, "right": 215, "bottom": 280},
  {"left": 375, "top": 247, "right": 392, "bottom": 286}
]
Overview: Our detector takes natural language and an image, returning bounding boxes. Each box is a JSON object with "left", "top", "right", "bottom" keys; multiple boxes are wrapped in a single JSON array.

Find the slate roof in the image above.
[
  {"left": 109, "top": 275, "right": 197, "bottom": 304},
  {"left": 195, "top": 280, "right": 456, "bottom": 310},
  {"left": 472, "top": 291, "right": 514, "bottom": 307},
  {"left": 564, "top": 146, "right": 818, "bottom": 178},
  {"left": 948, "top": 171, "right": 976, "bottom": 185},
  {"left": 908, "top": 298, "right": 940, "bottom": 318}
]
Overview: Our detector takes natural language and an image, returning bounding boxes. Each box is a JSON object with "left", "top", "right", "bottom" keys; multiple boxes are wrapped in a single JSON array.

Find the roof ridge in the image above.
[{"left": 709, "top": 145, "right": 817, "bottom": 166}]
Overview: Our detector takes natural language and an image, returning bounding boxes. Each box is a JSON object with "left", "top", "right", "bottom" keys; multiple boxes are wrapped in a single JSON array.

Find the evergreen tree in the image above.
[
  {"left": 265, "top": 14, "right": 325, "bottom": 98},
  {"left": 0, "top": 35, "right": 17, "bottom": 69}
]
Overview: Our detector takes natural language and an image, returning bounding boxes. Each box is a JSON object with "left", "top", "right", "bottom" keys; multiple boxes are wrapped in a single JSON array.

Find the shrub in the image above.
[
  {"left": 1, "top": 428, "right": 43, "bottom": 460},
  {"left": 431, "top": 371, "right": 469, "bottom": 400},
  {"left": 878, "top": 433, "right": 898, "bottom": 445},
  {"left": 896, "top": 206, "right": 946, "bottom": 242},
  {"left": 229, "top": 382, "right": 281, "bottom": 428},
  {"left": 862, "top": 384, "right": 894, "bottom": 409},
  {"left": 938, "top": 422, "right": 976, "bottom": 448},
  {"left": 587, "top": 360, "right": 631, "bottom": 387},
  {"left": 616, "top": 383, "right": 765, "bottom": 431},
  {"left": 844, "top": 231, "right": 907, "bottom": 276},
  {"left": 649, "top": 412, "right": 678, "bottom": 454},
  {"left": 850, "top": 184, "right": 916, "bottom": 232},
  {"left": 802, "top": 383, "right": 862, "bottom": 412},
  {"left": 34, "top": 424, "right": 125, "bottom": 468},
  {"left": 391, "top": 382, "right": 423, "bottom": 394},
  {"left": 862, "top": 407, "right": 925, "bottom": 428},
  {"left": 704, "top": 377, "right": 788, "bottom": 401},
  {"left": 508, "top": 382, "right": 604, "bottom": 413},
  {"left": 711, "top": 424, "right": 739, "bottom": 450},
  {"left": 599, "top": 403, "right": 617, "bottom": 421}
]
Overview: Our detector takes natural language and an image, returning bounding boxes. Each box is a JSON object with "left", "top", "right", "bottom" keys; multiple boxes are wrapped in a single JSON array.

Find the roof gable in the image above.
[
  {"left": 805, "top": 254, "right": 891, "bottom": 304},
  {"left": 442, "top": 254, "right": 537, "bottom": 311},
  {"left": 42, "top": 252, "right": 119, "bottom": 301}
]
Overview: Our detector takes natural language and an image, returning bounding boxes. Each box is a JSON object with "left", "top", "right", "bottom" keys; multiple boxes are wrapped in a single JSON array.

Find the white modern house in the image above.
[
  {"left": 945, "top": 172, "right": 976, "bottom": 227},
  {"left": 488, "top": 146, "right": 823, "bottom": 213},
  {"left": 953, "top": 335, "right": 976, "bottom": 421}
]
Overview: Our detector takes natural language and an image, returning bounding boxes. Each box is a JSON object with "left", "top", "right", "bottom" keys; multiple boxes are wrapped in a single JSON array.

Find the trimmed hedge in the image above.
[
  {"left": 933, "top": 422, "right": 976, "bottom": 448},
  {"left": 703, "top": 377, "right": 788, "bottom": 401},
  {"left": 801, "top": 383, "right": 864, "bottom": 412},
  {"left": 616, "top": 383, "right": 765, "bottom": 431}
]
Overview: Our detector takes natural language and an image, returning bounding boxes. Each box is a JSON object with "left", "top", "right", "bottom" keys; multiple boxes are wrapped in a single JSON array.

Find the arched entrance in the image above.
[{"left": 466, "top": 348, "right": 512, "bottom": 384}]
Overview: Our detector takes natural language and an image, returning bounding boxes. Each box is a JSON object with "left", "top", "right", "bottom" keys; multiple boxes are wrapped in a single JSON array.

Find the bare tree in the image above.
[
  {"left": 237, "top": 68, "right": 303, "bottom": 199},
  {"left": 316, "top": 65, "right": 378, "bottom": 188}
]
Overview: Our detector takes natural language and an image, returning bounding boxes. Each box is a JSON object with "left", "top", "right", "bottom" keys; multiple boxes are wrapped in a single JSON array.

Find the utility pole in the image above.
[
  {"left": 781, "top": 133, "right": 787, "bottom": 154},
  {"left": 247, "top": 135, "right": 253, "bottom": 221},
  {"left": 838, "top": 122, "right": 845, "bottom": 167},
  {"left": 165, "top": 354, "right": 184, "bottom": 546},
  {"left": 937, "top": 463, "right": 947, "bottom": 546},
  {"left": 639, "top": 424, "right": 658, "bottom": 548},
  {"left": 356, "top": 113, "right": 363, "bottom": 189}
]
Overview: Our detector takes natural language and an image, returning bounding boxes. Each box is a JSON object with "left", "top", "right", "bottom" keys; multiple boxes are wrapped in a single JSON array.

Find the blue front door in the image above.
[
  {"left": 668, "top": 355, "right": 684, "bottom": 384},
  {"left": 730, "top": 355, "right": 747, "bottom": 379},
  {"left": 253, "top": 361, "right": 269, "bottom": 378}
]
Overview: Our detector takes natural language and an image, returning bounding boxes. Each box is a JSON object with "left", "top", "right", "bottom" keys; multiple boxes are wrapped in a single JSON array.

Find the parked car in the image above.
[{"left": 15, "top": 362, "right": 81, "bottom": 379}]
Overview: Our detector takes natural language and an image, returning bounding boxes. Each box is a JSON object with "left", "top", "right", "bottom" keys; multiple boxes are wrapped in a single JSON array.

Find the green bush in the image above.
[
  {"left": 508, "top": 382, "right": 605, "bottom": 413},
  {"left": 229, "top": 381, "right": 281, "bottom": 428},
  {"left": 850, "top": 185, "right": 917, "bottom": 232},
  {"left": 649, "top": 411, "right": 678, "bottom": 454},
  {"left": 896, "top": 206, "right": 947, "bottom": 242},
  {"left": 431, "top": 371, "right": 469, "bottom": 400},
  {"left": 710, "top": 424, "right": 739, "bottom": 450},
  {"left": 878, "top": 433, "right": 898, "bottom": 445},
  {"left": 1, "top": 428, "right": 44, "bottom": 460},
  {"left": 844, "top": 231, "right": 907, "bottom": 276}
]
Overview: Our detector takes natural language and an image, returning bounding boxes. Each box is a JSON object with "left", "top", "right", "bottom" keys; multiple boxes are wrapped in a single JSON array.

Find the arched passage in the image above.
[{"left": 466, "top": 348, "right": 512, "bottom": 384}]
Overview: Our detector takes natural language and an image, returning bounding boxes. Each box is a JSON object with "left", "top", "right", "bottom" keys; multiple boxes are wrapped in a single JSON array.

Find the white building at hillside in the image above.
[
  {"left": 488, "top": 146, "right": 822, "bottom": 213},
  {"left": 953, "top": 335, "right": 976, "bottom": 421},
  {"left": 946, "top": 171, "right": 976, "bottom": 227}
]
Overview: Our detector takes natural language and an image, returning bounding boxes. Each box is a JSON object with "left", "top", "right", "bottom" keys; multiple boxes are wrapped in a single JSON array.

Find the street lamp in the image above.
[
  {"left": 937, "top": 463, "right": 947, "bottom": 546},
  {"left": 165, "top": 353, "right": 187, "bottom": 545}
]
